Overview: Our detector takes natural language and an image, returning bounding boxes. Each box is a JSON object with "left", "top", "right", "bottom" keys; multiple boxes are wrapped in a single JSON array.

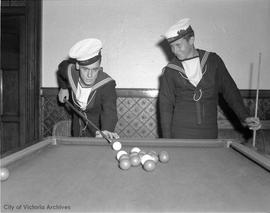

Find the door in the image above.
[
  {"left": 1, "top": 15, "right": 27, "bottom": 155},
  {"left": 1, "top": 1, "right": 42, "bottom": 157}
]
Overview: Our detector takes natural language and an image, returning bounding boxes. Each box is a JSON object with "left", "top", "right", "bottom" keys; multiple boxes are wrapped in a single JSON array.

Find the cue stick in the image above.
[
  {"left": 252, "top": 52, "right": 262, "bottom": 147},
  {"left": 64, "top": 99, "right": 112, "bottom": 143}
]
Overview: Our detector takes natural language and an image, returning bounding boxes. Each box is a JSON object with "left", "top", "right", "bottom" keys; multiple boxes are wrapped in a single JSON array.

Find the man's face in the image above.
[
  {"left": 169, "top": 37, "right": 194, "bottom": 60},
  {"left": 79, "top": 60, "right": 100, "bottom": 86}
]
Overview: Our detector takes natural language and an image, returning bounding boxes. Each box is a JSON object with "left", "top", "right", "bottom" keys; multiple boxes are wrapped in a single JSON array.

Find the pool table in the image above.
[{"left": 1, "top": 137, "right": 270, "bottom": 212}]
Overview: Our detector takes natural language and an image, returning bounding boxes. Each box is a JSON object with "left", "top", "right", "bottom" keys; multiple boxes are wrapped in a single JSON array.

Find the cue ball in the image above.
[
  {"left": 0, "top": 168, "right": 9, "bottom": 181},
  {"left": 143, "top": 160, "right": 156, "bottom": 172},
  {"left": 112, "top": 141, "right": 122, "bottom": 151},
  {"left": 119, "top": 158, "right": 131, "bottom": 170},
  {"left": 130, "top": 154, "right": 141, "bottom": 167},
  {"left": 159, "top": 151, "right": 169, "bottom": 163}
]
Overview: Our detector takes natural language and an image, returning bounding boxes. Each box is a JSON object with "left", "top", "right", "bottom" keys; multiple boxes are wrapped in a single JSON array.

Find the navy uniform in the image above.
[
  {"left": 159, "top": 18, "right": 260, "bottom": 139},
  {"left": 57, "top": 39, "right": 118, "bottom": 137}
]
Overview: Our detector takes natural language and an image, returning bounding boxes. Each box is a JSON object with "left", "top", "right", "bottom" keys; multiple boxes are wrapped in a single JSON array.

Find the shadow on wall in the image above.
[{"left": 156, "top": 38, "right": 174, "bottom": 62}]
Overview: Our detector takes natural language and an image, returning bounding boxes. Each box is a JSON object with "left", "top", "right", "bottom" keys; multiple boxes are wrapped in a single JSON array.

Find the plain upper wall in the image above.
[{"left": 42, "top": 0, "right": 270, "bottom": 89}]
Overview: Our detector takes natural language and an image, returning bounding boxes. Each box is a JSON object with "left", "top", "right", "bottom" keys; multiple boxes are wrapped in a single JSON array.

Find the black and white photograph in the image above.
[{"left": 1, "top": 0, "right": 270, "bottom": 212}]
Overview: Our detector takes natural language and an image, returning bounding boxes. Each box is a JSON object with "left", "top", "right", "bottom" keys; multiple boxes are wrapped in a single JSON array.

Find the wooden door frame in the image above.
[
  {"left": 25, "top": 0, "right": 42, "bottom": 143},
  {"left": 1, "top": 0, "right": 42, "bottom": 151}
]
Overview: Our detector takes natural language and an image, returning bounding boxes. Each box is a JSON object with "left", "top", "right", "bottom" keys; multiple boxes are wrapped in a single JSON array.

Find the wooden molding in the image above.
[{"left": 41, "top": 87, "right": 270, "bottom": 98}]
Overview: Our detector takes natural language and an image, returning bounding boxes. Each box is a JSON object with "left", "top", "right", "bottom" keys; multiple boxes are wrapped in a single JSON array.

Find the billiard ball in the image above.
[
  {"left": 148, "top": 150, "right": 157, "bottom": 156},
  {"left": 116, "top": 150, "right": 128, "bottom": 161},
  {"left": 119, "top": 158, "right": 131, "bottom": 170},
  {"left": 148, "top": 151, "right": 159, "bottom": 163},
  {"left": 143, "top": 160, "right": 156, "bottom": 172},
  {"left": 140, "top": 154, "right": 153, "bottom": 165},
  {"left": 159, "top": 151, "right": 169, "bottom": 163},
  {"left": 130, "top": 147, "right": 141, "bottom": 154},
  {"left": 112, "top": 141, "right": 122, "bottom": 151},
  {"left": 0, "top": 168, "right": 9, "bottom": 181},
  {"left": 138, "top": 150, "right": 147, "bottom": 160},
  {"left": 119, "top": 154, "right": 129, "bottom": 161},
  {"left": 130, "top": 154, "right": 141, "bottom": 167}
]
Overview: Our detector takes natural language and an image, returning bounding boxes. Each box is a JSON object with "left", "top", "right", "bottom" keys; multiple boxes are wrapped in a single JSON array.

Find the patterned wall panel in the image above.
[
  {"left": 41, "top": 88, "right": 270, "bottom": 141},
  {"left": 40, "top": 90, "right": 71, "bottom": 137},
  {"left": 41, "top": 89, "right": 159, "bottom": 138},
  {"left": 115, "top": 97, "right": 158, "bottom": 138}
]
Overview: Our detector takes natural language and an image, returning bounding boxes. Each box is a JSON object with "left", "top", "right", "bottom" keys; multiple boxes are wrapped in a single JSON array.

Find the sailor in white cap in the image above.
[
  {"left": 57, "top": 38, "right": 119, "bottom": 139},
  {"left": 159, "top": 18, "right": 261, "bottom": 139}
]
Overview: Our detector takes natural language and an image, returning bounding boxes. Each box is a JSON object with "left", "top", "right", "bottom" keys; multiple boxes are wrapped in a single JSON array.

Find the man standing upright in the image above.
[{"left": 159, "top": 18, "right": 261, "bottom": 139}]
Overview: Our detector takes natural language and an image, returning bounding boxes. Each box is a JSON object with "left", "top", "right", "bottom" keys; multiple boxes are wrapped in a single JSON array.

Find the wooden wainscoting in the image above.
[{"left": 41, "top": 88, "right": 269, "bottom": 151}]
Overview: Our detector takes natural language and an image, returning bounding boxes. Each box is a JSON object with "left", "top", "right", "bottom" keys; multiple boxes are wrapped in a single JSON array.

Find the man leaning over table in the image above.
[{"left": 57, "top": 38, "right": 119, "bottom": 139}]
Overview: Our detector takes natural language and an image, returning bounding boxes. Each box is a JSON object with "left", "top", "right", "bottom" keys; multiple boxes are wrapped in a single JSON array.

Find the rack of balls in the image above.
[{"left": 115, "top": 144, "right": 169, "bottom": 172}]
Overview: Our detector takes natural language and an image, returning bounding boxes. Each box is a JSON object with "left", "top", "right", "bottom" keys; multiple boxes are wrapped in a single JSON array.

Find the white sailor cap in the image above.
[
  {"left": 69, "top": 38, "right": 102, "bottom": 65},
  {"left": 164, "top": 18, "right": 194, "bottom": 43}
]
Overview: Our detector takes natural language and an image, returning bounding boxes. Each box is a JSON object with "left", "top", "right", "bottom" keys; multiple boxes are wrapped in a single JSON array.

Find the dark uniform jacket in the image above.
[
  {"left": 57, "top": 60, "right": 118, "bottom": 137},
  {"left": 159, "top": 49, "right": 249, "bottom": 139}
]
